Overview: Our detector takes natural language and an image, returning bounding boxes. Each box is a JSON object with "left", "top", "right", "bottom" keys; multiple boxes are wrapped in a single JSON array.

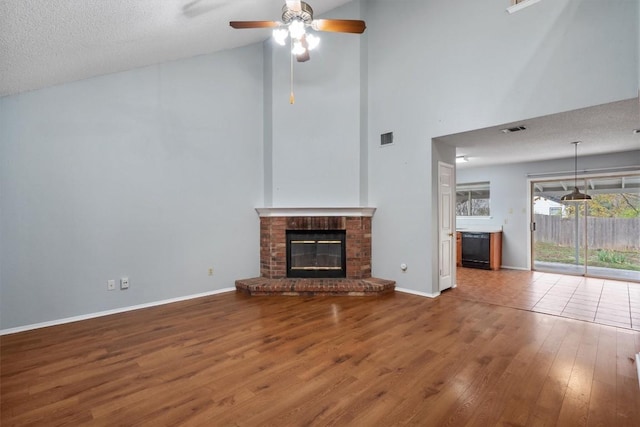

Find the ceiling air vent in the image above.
[
  {"left": 501, "top": 125, "right": 527, "bottom": 134},
  {"left": 380, "top": 132, "right": 394, "bottom": 146}
]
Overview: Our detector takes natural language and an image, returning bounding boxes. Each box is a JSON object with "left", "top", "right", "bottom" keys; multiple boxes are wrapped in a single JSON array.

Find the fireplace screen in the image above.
[{"left": 286, "top": 230, "right": 346, "bottom": 278}]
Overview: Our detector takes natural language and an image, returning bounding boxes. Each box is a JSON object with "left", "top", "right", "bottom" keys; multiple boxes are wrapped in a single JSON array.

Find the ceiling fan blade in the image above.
[
  {"left": 229, "top": 20, "right": 280, "bottom": 29},
  {"left": 286, "top": 0, "right": 302, "bottom": 12},
  {"left": 312, "top": 19, "right": 366, "bottom": 34}
]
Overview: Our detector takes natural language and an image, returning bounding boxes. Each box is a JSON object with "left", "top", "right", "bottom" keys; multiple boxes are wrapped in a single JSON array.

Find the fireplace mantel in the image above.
[{"left": 255, "top": 207, "right": 376, "bottom": 218}]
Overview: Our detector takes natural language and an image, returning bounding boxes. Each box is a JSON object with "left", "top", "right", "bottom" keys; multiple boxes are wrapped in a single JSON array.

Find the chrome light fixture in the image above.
[
  {"left": 271, "top": 3, "right": 320, "bottom": 55},
  {"left": 561, "top": 141, "right": 591, "bottom": 202}
]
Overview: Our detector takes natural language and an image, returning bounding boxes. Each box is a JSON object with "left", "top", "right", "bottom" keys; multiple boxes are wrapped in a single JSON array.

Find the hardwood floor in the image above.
[{"left": 2, "top": 282, "right": 639, "bottom": 425}]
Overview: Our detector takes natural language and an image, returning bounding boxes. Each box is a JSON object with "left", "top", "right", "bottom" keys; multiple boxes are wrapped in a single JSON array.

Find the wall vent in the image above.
[
  {"left": 501, "top": 125, "right": 527, "bottom": 134},
  {"left": 380, "top": 132, "right": 394, "bottom": 146}
]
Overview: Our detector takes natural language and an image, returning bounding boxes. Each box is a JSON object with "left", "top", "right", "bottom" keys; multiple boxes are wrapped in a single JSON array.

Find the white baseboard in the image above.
[
  {"left": 395, "top": 287, "right": 440, "bottom": 298},
  {"left": 1, "top": 288, "right": 236, "bottom": 336}
]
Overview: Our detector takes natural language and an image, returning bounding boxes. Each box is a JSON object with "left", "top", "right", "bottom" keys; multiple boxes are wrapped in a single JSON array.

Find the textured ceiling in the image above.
[
  {"left": 0, "top": 0, "right": 352, "bottom": 97},
  {"left": 436, "top": 98, "right": 640, "bottom": 169}
]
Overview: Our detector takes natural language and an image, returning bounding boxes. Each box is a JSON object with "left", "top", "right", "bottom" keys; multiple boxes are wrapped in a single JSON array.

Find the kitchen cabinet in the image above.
[{"left": 488, "top": 232, "right": 502, "bottom": 270}]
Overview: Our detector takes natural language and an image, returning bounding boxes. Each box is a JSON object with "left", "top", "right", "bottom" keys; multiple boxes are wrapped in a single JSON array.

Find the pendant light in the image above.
[{"left": 561, "top": 141, "right": 591, "bottom": 202}]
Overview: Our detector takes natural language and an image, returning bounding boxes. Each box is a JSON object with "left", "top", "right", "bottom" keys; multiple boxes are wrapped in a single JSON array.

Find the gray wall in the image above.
[
  {"left": 0, "top": 45, "right": 264, "bottom": 329},
  {"left": 267, "top": 1, "right": 365, "bottom": 207},
  {"left": 456, "top": 151, "right": 640, "bottom": 269},
  {"left": 2, "top": 0, "right": 639, "bottom": 329},
  {"left": 366, "top": 0, "right": 639, "bottom": 295}
]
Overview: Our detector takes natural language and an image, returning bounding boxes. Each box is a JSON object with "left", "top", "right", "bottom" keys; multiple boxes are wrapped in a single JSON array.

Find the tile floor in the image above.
[{"left": 452, "top": 267, "right": 640, "bottom": 330}]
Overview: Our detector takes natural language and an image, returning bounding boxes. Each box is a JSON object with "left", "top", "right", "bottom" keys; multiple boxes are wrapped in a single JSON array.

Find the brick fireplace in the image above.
[{"left": 235, "top": 207, "right": 395, "bottom": 296}]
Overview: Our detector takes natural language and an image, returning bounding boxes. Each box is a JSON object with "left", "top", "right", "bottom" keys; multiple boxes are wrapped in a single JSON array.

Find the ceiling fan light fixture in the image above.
[
  {"left": 306, "top": 33, "right": 320, "bottom": 50},
  {"left": 230, "top": 1, "right": 365, "bottom": 102},
  {"left": 560, "top": 141, "right": 592, "bottom": 202},
  {"left": 288, "top": 20, "right": 306, "bottom": 39},
  {"left": 273, "top": 28, "right": 288, "bottom": 45},
  {"left": 291, "top": 41, "right": 306, "bottom": 55}
]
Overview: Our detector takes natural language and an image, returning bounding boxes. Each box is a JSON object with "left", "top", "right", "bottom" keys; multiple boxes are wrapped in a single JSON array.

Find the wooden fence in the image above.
[{"left": 534, "top": 214, "right": 640, "bottom": 250}]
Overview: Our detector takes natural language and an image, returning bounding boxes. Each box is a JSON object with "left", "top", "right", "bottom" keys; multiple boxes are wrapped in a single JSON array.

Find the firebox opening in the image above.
[{"left": 286, "top": 230, "right": 346, "bottom": 278}]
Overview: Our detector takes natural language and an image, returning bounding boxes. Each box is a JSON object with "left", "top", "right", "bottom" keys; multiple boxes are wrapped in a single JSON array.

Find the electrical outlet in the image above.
[
  {"left": 107, "top": 280, "right": 116, "bottom": 291},
  {"left": 120, "top": 277, "right": 129, "bottom": 290},
  {"left": 208, "top": 268, "right": 214, "bottom": 276}
]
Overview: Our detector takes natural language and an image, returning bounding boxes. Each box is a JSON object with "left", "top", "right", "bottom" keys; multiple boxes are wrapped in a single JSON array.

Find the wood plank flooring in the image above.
[{"left": 2, "top": 279, "right": 639, "bottom": 426}]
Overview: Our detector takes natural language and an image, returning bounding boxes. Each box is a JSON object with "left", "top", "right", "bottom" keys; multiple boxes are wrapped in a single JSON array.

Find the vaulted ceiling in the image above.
[
  {"left": 1, "top": 0, "right": 638, "bottom": 167},
  {"left": 0, "top": 0, "right": 353, "bottom": 97}
]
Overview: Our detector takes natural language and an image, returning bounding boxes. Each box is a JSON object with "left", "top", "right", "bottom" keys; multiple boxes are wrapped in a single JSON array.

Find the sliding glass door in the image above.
[
  {"left": 531, "top": 173, "right": 640, "bottom": 282},
  {"left": 532, "top": 179, "right": 587, "bottom": 275},
  {"left": 584, "top": 176, "right": 640, "bottom": 280}
]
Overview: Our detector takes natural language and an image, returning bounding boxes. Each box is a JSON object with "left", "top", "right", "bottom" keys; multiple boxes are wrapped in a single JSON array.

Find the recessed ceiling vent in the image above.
[
  {"left": 501, "top": 125, "right": 527, "bottom": 134},
  {"left": 380, "top": 132, "right": 394, "bottom": 146}
]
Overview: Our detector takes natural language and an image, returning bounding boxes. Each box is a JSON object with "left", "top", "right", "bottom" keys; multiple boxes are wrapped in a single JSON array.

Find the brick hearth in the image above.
[
  {"left": 235, "top": 208, "right": 395, "bottom": 296},
  {"left": 235, "top": 277, "right": 395, "bottom": 296}
]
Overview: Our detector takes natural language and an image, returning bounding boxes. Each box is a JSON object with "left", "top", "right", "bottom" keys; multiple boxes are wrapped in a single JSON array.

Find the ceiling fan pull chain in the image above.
[{"left": 290, "top": 38, "right": 295, "bottom": 104}]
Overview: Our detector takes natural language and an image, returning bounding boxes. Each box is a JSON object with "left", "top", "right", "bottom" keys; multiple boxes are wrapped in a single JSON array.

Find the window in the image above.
[{"left": 456, "top": 182, "right": 490, "bottom": 217}]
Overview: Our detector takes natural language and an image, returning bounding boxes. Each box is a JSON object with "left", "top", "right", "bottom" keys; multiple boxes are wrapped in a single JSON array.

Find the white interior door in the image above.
[{"left": 439, "top": 162, "right": 455, "bottom": 291}]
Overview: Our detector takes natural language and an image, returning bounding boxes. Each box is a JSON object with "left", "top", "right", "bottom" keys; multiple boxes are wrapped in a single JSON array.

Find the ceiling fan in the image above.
[{"left": 230, "top": 0, "right": 366, "bottom": 63}]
